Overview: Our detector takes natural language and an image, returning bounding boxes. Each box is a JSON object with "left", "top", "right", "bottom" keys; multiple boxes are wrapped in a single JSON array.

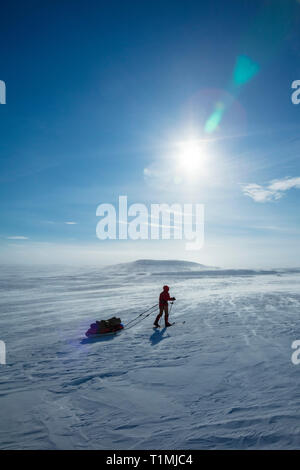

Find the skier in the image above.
[{"left": 153, "top": 285, "right": 176, "bottom": 328}]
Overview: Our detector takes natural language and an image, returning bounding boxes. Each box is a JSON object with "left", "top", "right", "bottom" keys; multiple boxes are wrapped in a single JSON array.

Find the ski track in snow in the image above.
[{"left": 0, "top": 263, "right": 300, "bottom": 449}]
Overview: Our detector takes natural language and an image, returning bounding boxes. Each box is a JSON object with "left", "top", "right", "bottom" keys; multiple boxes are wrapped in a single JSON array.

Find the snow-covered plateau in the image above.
[{"left": 0, "top": 260, "right": 300, "bottom": 449}]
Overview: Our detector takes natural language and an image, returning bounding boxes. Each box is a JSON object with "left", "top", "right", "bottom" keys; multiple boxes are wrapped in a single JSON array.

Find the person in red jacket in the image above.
[{"left": 154, "top": 285, "right": 176, "bottom": 328}]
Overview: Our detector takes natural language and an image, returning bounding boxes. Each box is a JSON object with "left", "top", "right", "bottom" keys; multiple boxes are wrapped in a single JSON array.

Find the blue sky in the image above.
[{"left": 1, "top": 0, "right": 300, "bottom": 267}]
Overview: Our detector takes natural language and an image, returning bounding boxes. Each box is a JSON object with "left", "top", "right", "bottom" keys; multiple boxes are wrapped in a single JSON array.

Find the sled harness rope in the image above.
[
  {"left": 124, "top": 303, "right": 158, "bottom": 330},
  {"left": 123, "top": 301, "right": 175, "bottom": 331}
]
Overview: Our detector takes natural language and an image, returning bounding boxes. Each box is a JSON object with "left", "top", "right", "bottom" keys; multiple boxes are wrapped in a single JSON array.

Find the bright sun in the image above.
[{"left": 177, "top": 140, "right": 207, "bottom": 175}]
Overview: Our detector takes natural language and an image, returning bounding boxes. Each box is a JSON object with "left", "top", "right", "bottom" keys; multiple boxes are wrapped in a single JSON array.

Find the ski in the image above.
[
  {"left": 168, "top": 320, "right": 186, "bottom": 327},
  {"left": 153, "top": 320, "right": 185, "bottom": 329}
]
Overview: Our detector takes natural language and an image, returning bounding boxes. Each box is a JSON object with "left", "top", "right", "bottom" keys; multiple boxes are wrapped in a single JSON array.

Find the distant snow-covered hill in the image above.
[
  {"left": 106, "top": 259, "right": 215, "bottom": 273},
  {"left": 105, "top": 259, "right": 279, "bottom": 278}
]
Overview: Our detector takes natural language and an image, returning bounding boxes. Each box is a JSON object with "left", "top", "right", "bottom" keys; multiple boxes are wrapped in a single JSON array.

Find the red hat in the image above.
[{"left": 163, "top": 285, "right": 169, "bottom": 291}]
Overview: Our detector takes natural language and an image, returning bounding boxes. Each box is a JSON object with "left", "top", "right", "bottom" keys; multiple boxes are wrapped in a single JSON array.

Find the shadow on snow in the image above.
[{"left": 149, "top": 327, "right": 170, "bottom": 346}]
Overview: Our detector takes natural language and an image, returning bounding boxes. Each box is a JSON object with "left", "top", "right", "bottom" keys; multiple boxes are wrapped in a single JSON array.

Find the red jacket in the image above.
[{"left": 159, "top": 291, "right": 174, "bottom": 306}]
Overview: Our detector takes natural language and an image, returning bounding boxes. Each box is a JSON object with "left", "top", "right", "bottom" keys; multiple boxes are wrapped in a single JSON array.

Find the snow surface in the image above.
[{"left": 0, "top": 260, "right": 300, "bottom": 449}]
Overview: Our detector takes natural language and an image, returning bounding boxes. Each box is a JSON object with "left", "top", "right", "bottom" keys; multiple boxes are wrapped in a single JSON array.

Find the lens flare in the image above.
[{"left": 232, "top": 55, "right": 260, "bottom": 87}]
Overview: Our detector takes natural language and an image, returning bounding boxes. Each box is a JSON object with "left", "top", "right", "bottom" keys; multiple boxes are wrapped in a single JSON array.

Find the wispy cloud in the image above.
[
  {"left": 6, "top": 236, "right": 29, "bottom": 240},
  {"left": 242, "top": 177, "right": 300, "bottom": 203},
  {"left": 65, "top": 221, "right": 78, "bottom": 225}
]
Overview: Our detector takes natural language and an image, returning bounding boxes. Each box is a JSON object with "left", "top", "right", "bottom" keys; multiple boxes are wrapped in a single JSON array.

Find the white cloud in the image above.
[
  {"left": 6, "top": 236, "right": 29, "bottom": 240},
  {"left": 65, "top": 221, "right": 77, "bottom": 225},
  {"left": 242, "top": 177, "right": 300, "bottom": 203},
  {"left": 268, "top": 177, "right": 300, "bottom": 192}
]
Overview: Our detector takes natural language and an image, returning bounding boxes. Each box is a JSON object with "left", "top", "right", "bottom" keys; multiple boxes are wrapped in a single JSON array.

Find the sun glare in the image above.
[{"left": 177, "top": 140, "right": 207, "bottom": 175}]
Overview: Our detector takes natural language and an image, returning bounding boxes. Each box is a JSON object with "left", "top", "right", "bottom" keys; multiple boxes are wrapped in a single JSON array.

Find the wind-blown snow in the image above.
[{"left": 0, "top": 261, "right": 300, "bottom": 449}]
